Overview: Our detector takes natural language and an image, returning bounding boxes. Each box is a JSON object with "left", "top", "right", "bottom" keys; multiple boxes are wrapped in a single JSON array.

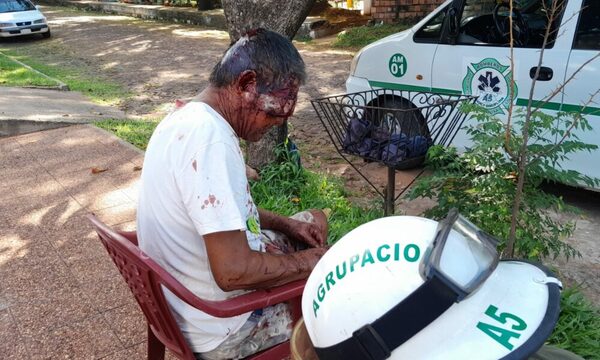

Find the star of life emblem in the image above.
[{"left": 462, "top": 58, "right": 518, "bottom": 115}]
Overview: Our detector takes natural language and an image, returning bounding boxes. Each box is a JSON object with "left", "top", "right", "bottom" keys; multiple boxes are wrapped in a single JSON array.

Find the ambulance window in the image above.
[
  {"left": 574, "top": 0, "right": 600, "bottom": 50},
  {"left": 414, "top": 5, "right": 447, "bottom": 43},
  {"left": 457, "top": 0, "right": 563, "bottom": 48}
]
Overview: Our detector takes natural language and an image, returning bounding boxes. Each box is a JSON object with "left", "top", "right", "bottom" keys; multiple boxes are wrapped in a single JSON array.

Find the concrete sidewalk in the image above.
[
  {"left": 0, "top": 87, "right": 127, "bottom": 123},
  {"left": 0, "top": 125, "right": 161, "bottom": 359}
]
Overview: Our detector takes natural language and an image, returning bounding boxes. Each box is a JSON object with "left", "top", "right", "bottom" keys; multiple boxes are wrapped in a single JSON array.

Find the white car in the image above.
[
  {"left": 0, "top": 0, "right": 50, "bottom": 39},
  {"left": 347, "top": 0, "right": 600, "bottom": 184}
]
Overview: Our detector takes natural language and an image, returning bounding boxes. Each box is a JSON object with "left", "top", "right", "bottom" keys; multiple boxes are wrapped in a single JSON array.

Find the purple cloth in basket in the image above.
[
  {"left": 381, "top": 134, "right": 429, "bottom": 163},
  {"left": 343, "top": 117, "right": 430, "bottom": 164},
  {"left": 342, "top": 117, "right": 373, "bottom": 157}
]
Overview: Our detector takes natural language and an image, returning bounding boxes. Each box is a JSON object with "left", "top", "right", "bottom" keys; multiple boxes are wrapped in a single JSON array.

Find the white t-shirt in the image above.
[{"left": 137, "top": 102, "right": 264, "bottom": 353}]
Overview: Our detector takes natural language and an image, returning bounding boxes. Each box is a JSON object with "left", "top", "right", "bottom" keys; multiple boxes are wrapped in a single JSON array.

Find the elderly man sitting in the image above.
[{"left": 137, "top": 28, "right": 329, "bottom": 360}]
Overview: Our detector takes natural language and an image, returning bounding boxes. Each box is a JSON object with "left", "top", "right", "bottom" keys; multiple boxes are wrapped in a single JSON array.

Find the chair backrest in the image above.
[{"left": 87, "top": 215, "right": 195, "bottom": 360}]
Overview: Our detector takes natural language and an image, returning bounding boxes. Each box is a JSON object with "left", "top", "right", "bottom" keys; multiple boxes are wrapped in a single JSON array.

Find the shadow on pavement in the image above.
[{"left": 0, "top": 120, "right": 73, "bottom": 138}]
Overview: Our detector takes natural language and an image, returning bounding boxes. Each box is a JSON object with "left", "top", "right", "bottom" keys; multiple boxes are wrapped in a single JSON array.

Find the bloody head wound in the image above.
[{"left": 258, "top": 81, "right": 299, "bottom": 118}]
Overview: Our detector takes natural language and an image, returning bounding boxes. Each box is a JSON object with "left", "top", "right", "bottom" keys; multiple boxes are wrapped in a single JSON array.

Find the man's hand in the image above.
[{"left": 287, "top": 218, "right": 326, "bottom": 248}]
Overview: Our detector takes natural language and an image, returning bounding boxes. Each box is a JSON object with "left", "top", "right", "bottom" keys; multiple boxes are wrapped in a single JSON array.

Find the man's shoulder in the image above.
[
  {"left": 186, "top": 102, "right": 235, "bottom": 138},
  {"left": 158, "top": 102, "right": 236, "bottom": 146}
]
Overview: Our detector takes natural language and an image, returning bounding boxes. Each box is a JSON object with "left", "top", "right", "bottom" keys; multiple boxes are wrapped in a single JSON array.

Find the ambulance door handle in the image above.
[{"left": 530, "top": 66, "right": 553, "bottom": 81}]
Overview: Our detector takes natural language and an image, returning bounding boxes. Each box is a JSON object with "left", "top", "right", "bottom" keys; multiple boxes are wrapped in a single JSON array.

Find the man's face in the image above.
[{"left": 243, "top": 80, "right": 299, "bottom": 142}]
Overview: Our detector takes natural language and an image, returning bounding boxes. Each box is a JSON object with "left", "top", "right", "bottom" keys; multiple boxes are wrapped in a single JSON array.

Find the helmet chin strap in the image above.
[{"left": 314, "top": 274, "right": 458, "bottom": 360}]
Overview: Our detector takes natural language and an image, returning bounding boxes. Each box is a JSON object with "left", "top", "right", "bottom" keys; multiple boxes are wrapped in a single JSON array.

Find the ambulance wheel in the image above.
[{"left": 368, "top": 96, "right": 429, "bottom": 170}]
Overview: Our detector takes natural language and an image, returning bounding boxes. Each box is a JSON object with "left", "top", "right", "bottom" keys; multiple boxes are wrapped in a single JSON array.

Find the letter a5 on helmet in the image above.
[{"left": 302, "top": 210, "right": 562, "bottom": 360}]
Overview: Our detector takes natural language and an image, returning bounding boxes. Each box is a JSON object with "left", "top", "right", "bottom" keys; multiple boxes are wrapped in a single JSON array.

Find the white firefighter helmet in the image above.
[{"left": 302, "top": 211, "right": 561, "bottom": 360}]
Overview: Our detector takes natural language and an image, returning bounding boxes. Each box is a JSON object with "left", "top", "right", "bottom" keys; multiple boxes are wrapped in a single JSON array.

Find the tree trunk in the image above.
[
  {"left": 221, "top": 0, "right": 315, "bottom": 41},
  {"left": 221, "top": 0, "right": 315, "bottom": 169},
  {"left": 246, "top": 123, "right": 288, "bottom": 170}
]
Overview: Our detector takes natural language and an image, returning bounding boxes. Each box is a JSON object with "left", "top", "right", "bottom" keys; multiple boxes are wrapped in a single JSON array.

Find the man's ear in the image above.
[{"left": 237, "top": 70, "right": 258, "bottom": 94}]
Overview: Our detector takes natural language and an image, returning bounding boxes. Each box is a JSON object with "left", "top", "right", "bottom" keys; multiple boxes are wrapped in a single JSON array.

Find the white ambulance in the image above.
[{"left": 347, "top": 0, "right": 600, "bottom": 182}]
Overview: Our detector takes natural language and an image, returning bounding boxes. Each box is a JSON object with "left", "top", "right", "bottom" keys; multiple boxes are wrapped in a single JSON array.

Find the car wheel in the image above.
[
  {"left": 42, "top": 29, "right": 51, "bottom": 39},
  {"left": 368, "top": 96, "right": 430, "bottom": 170}
]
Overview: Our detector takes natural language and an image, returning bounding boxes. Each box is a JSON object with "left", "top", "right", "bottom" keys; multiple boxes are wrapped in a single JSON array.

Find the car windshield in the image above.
[{"left": 0, "top": 0, "right": 36, "bottom": 13}]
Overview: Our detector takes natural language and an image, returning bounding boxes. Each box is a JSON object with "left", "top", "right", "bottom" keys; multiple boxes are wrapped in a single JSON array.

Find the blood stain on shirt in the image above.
[{"left": 201, "top": 194, "right": 221, "bottom": 209}]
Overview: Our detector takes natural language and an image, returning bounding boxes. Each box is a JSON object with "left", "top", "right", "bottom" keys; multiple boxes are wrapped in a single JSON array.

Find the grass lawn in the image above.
[
  {"left": 95, "top": 118, "right": 160, "bottom": 151},
  {"left": 548, "top": 287, "right": 600, "bottom": 359},
  {"left": 0, "top": 47, "right": 129, "bottom": 106},
  {"left": 250, "top": 147, "right": 382, "bottom": 243},
  {"left": 0, "top": 52, "right": 59, "bottom": 87}
]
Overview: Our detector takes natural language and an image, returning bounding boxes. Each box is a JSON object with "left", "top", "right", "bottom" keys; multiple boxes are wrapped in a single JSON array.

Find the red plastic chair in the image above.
[{"left": 87, "top": 214, "right": 305, "bottom": 360}]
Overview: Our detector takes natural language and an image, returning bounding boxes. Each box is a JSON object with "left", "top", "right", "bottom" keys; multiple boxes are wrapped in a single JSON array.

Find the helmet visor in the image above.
[{"left": 421, "top": 209, "right": 499, "bottom": 299}]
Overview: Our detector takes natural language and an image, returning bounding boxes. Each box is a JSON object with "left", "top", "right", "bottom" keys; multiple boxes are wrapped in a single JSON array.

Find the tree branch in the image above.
[
  {"left": 506, "top": 0, "right": 563, "bottom": 257},
  {"left": 529, "top": 88, "right": 600, "bottom": 164},
  {"left": 532, "top": 52, "right": 600, "bottom": 114},
  {"left": 504, "top": 0, "right": 517, "bottom": 159},
  {"left": 528, "top": 4, "right": 589, "bottom": 113},
  {"left": 524, "top": 0, "right": 560, "bottom": 120}
]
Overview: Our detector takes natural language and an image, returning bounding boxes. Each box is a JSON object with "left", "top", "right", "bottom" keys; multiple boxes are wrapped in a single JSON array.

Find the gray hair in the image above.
[{"left": 209, "top": 28, "right": 306, "bottom": 93}]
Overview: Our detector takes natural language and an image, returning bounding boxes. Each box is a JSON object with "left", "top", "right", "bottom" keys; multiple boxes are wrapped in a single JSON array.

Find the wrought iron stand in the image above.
[{"left": 311, "top": 89, "right": 476, "bottom": 215}]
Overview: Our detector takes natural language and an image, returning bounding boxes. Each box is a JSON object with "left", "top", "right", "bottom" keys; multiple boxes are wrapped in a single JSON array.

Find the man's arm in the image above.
[
  {"left": 257, "top": 208, "right": 294, "bottom": 233},
  {"left": 204, "top": 230, "right": 326, "bottom": 291}
]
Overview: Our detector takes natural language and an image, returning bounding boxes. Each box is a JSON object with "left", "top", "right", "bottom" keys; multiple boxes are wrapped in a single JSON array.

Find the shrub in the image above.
[{"left": 408, "top": 104, "right": 598, "bottom": 260}]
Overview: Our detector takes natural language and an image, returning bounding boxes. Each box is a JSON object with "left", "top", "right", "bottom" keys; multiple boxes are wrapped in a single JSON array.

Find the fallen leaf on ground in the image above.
[{"left": 91, "top": 167, "right": 108, "bottom": 174}]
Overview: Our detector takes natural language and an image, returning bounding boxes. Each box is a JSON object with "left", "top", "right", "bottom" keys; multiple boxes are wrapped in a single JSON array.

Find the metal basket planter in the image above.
[{"left": 311, "top": 89, "right": 476, "bottom": 214}]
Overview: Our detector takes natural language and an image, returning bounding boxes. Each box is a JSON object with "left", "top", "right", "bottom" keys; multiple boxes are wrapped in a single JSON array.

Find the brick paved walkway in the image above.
[{"left": 0, "top": 125, "right": 176, "bottom": 359}]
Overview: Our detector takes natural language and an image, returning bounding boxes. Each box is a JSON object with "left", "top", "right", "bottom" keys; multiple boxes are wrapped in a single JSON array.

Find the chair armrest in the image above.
[
  {"left": 162, "top": 278, "right": 307, "bottom": 318},
  {"left": 118, "top": 230, "right": 138, "bottom": 245},
  {"left": 110, "top": 228, "right": 306, "bottom": 317}
]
